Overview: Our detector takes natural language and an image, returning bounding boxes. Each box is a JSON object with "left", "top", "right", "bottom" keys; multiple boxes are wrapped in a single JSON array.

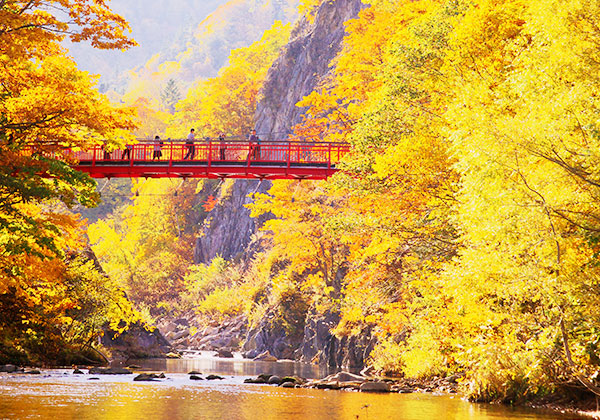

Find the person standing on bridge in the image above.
[
  {"left": 184, "top": 128, "right": 195, "bottom": 160},
  {"left": 121, "top": 143, "right": 132, "bottom": 160},
  {"left": 218, "top": 132, "right": 226, "bottom": 160},
  {"left": 102, "top": 140, "right": 111, "bottom": 160},
  {"left": 153, "top": 135, "right": 162, "bottom": 160},
  {"left": 249, "top": 129, "right": 260, "bottom": 160}
]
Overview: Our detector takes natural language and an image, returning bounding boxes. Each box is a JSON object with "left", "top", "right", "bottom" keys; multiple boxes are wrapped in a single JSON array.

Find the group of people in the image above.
[
  {"left": 109, "top": 128, "right": 262, "bottom": 161},
  {"left": 119, "top": 136, "right": 163, "bottom": 160},
  {"left": 183, "top": 128, "right": 261, "bottom": 161}
]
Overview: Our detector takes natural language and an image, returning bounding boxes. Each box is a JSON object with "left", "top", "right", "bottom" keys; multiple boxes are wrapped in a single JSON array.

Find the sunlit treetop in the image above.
[{"left": 0, "top": 0, "right": 136, "bottom": 60}]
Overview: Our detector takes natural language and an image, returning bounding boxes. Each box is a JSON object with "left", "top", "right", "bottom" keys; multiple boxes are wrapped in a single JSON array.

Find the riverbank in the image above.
[
  {"left": 0, "top": 365, "right": 586, "bottom": 420},
  {"left": 1, "top": 354, "right": 596, "bottom": 419},
  {"left": 527, "top": 394, "right": 600, "bottom": 419}
]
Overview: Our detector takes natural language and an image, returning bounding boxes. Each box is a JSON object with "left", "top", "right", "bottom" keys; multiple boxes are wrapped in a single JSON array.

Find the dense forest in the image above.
[{"left": 3, "top": 0, "right": 600, "bottom": 408}]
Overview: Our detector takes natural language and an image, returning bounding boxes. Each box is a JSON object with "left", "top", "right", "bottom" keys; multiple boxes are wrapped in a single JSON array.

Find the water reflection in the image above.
[
  {"left": 128, "top": 352, "right": 332, "bottom": 378},
  {"left": 0, "top": 358, "right": 587, "bottom": 420}
]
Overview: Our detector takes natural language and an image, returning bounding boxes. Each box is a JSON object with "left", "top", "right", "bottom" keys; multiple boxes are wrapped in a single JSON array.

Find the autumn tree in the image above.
[
  {"left": 0, "top": 0, "right": 139, "bottom": 364},
  {"left": 88, "top": 179, "right": 202, "bottom": 313},
  {"left": 1, "top": 0, "right": 137, "bottom": 257},
  {"left": 167, "top": 21, "right": 291, "bottom": 138},
  {"left": 160, "top": 79, "right": 182, "bottom": 114}
]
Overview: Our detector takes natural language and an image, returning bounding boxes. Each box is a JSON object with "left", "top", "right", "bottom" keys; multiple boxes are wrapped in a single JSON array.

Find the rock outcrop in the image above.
[
  {"left": 242, "top": 308, "right": 375, "bottom": 370},
  {"left": 242, "top": 309, "right": 301, "bottom": 359},
  {"left": 102, "top": 322, "right": 172, "bottom": 360},
  {"left": 188, "top": 0, "right": 373, "bottom": 371},
  {"left": 239, "top": 0, "right": 370, "bottom": 370},
  {"left": 255, "top": 0, "right": 366, "bottom": 139},
  {"left": 299, "top": 310, "right": 376, "bottom": 371},
  {"left": 160, "top": 314, "right": 247, "bottom": 351},
  {"left": 192, "top": 0, "right": 366, "bottom": 265},
  {"left": 193, "top": 180, "right": 271, "bottom": 264}
]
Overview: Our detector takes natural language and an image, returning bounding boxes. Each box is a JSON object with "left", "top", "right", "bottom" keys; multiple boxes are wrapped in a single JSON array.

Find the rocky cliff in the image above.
[
  {"left": 255, "top": 0, "right": 365, "bottom": 140},
  {"left": 190, "top": 0, "right": 369, "bottom": 370},
  {"left": 193, "top": 179, "right": 270, "bottom": 264},
  {"left": 194, "top": 0, "right": 365, "bottom": 264}
]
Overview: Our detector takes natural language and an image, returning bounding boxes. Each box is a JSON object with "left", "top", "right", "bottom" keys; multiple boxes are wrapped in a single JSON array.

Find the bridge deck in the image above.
[{"left": 69, "top": 140, "right": 350, "bottom": 180}]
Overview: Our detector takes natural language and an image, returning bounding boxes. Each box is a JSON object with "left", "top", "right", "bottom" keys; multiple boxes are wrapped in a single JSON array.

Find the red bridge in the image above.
[{"left": 69, "top": 140, "right": 350, "bottom": 180}]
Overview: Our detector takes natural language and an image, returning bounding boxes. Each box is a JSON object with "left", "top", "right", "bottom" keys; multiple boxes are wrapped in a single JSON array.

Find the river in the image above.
[{"left": 0, "top": 353, "right": 587, "bottom": 419}]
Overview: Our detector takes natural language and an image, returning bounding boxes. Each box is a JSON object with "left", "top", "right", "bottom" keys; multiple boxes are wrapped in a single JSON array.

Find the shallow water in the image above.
[{"left": 0, "top": 354, "right": 586, "bottom": 420}]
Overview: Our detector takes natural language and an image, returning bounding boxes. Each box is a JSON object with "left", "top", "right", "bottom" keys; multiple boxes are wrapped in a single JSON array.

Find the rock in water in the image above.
[
  {"left": 267, "top": 375, "right": 282, "bottom": 385},
  {"left": 133, "top": 373, "right": 159, "bottom": 382},
  {"left": 165, "top": 352, "right": 181, "bottom": 359},
  {"left": 253, "top": 351, "right": 277, "bottom": 362},
  {"left": 360, "top": 382, "right": 391, "bottom": 393},
  {"left": 190, "top": 375, "right": 203, "bottom": 380},
  {"left": 325, "top": 372, "right": 365, "bottom": 383},
  {"left": 216, "top": 349, "right": 234, "bottom": 358},
  {"left": 206, "top": 374, "right": 224, "bottom": 380},
  {"left": 88, "top": 367, "right": 132, "bottom": 375},
  {"left": 0, "top": 365, "right": 19, "bottom": 373}
]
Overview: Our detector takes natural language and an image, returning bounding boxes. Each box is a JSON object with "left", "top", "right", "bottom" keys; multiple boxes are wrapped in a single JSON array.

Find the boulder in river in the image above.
[
  {"left": 0, "top": 365, "right": 20, "bottom": 373},
  {"left": 133, "top": 373, "right": 163, "bottom": 382},
  {"left": 281, "top": 381, "right": 296, "bottom": 388},
  {"left": 88, "top": 367, "right": 132, "bottom": 375},
  {"left": 360, "top": 381, "right": 391, "bottom": 393},
  {"left": 190, "top": 375, "right": 203, "bottom": 380},
  {"left": 330, "top": 372, "right": 365, "bottom": 383},
  {"left": 316, "top": 381, "right": 342, "bottom": 390},
  {"left": 73, "top": 369, "right": 84, "bottom": 375},
  {"left": 216, "top": 349, "right": 234, "bottom": 358},
  {"left": 188, "top": 371, "right": 202, "bottom": 375},
  {"left": 280, "top": 376, "right": 304, "bottom": 385},
  {"left": 253, "top": 350, "right": 277, "bottom": 362},
  {"left": 206, "top": 374, "right": 224, "bottom": 380},
  {"left": 267, "top": 375, "right": 282, "bottom": 385},
  {"left": 23, "top": 369, "right": 41, "bottom": 375},
  {"left": 165, "top": 352, "right": 181, "bottom": 359},
  {"left": 244, "top": 373, "right": 272, "bottom": 384}
]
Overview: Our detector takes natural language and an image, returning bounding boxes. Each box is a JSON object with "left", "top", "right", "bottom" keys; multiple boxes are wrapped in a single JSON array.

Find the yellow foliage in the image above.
[{"left": 167, "top": 21, "right": 291, "bottom": 138}]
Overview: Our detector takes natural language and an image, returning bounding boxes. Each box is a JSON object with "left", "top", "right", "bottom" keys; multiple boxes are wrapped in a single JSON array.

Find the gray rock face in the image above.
[
  {"left": 101, "top": 322, "right": 171, "bottom": 360},
  {"left": 193, "top": 180, "right": 270, "bottom": 264},
  {"left": 255, "top": 0, "right": 366, "bottom": 140},
  {"left": 243, "top": 308, "right": 375, "bottom": 371},
  {"left": 192, "top": 0, "right": 373, "bottom": 372},
  {"left": 167, "top": 314, "right": 247, "bottom": 351},
  {"left": 192, "top": 0, "right": 365, "bottom": 265},
  {"left": 236, "top": 0, "right": 373, "bottom": 371},
  {"left": 243, "top": 309, "right": 302, "bottom": 359}
]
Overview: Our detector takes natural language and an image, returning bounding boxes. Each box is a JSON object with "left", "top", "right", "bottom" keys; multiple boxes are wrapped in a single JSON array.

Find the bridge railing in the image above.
[{"left": 67, "top": 140, "right": 350, "bottom": 167}]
